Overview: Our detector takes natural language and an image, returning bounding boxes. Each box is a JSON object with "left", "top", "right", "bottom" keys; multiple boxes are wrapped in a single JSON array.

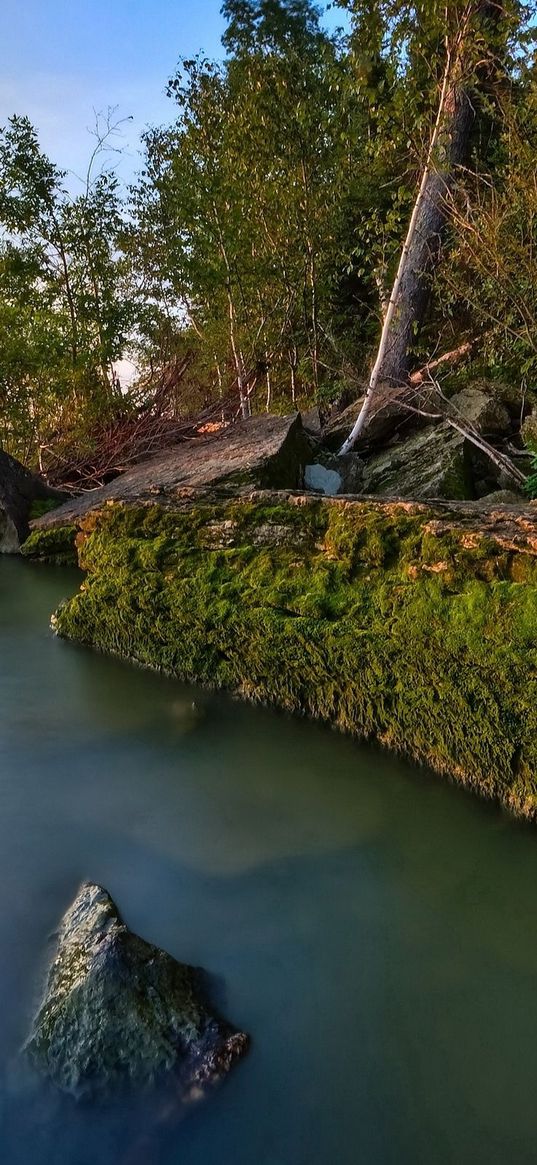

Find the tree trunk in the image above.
[{"left": 340, "top": 2, "right": 497, "bottom": 454}]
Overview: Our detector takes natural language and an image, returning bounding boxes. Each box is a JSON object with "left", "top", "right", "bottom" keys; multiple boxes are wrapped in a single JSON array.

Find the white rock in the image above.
[{"left": 304, "top": 463, "right": 342, "bottom": 496}]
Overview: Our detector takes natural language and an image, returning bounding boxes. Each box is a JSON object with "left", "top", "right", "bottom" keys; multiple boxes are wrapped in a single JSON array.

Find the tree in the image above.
[
  {"left": 0, "top": 115, "right": 133, "bottom": 463},
  {"left": 339, "top": 0, "right": 530, "bottom": 453},
  {"left": 129, "top": 0, "right": 361, "bottom": 413}
]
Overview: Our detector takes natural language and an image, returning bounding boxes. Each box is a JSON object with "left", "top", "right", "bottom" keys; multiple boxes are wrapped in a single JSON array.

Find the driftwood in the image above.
[{"left": 409, "top": 340, "right": 475, "bottom": 386}]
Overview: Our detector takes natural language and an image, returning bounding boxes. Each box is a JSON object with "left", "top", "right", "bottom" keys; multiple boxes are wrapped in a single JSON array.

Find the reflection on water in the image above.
[{"left": 0, "top": 557, "right": 536, "bottom": 1164}]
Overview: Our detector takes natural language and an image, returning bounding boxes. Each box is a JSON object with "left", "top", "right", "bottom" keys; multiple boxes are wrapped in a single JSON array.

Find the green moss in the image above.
[
  {"left": 29, "top": 498, "right": 63, "bottom": 521},
  {"left": 21, "top": 523, "right": 78, "bottom": 566},
  {"left": 51, "top": 497, "right": 537, "bottom": 820}
]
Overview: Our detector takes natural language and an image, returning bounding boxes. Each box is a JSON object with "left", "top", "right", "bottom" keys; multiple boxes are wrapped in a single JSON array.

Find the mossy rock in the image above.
[
  {"left": 24, "top": 882, "right": 248, "bottom": 1102},
  {"left": 21, "top": 524, "right": 78, "bottom": 566},
  {"left": 48, "top": 494, "right": 537, "bottom": 821},
  {"left": 361, "top": 424, "right": 474, "bottom": 500},
  {"left": 0, "top": 449, "right": 68, "bottom": 550}
]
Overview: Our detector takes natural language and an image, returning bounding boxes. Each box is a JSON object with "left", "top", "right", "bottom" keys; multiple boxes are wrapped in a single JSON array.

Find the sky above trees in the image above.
[
  {"left": 0, "top": 0, "right": 227, "bottom": 187},
  {"left": 0, "top": 0, "right": 346, "bottom": 190}
]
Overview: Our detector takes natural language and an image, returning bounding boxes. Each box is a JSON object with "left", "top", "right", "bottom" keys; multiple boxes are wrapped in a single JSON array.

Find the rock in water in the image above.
[
  {"left": 24, "top": 883, "right": 248, "bottom": 1101},
  {"left": 0, "top": 449, "right": 68, "bottom": 552}
]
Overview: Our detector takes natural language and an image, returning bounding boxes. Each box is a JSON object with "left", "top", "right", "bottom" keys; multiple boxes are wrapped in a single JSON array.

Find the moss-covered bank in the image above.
[
  {"left": 25, "top": 493, "right": 537, "bottom": 819},
  {"left": 21, "top": 522, "right": 78, "bottom": 566}
]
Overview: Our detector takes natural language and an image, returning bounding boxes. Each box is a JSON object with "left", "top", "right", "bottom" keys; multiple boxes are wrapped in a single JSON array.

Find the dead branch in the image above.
[{"left": 409, "top": 339, "right": 476, "bottom": 385}]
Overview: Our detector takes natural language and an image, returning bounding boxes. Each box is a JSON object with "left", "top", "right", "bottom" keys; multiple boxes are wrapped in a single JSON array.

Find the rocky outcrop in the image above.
[
  {"left": 0, "top": 450, "right": 68, "bottom": 552},
  {"left": 311, "top": 382, "right": 521, "bottom": 502},
  {"left": 448, "top": 385, "right": 512, "bottom": 437},
  {"left": 360, "top": 422, "right": 472, "bottom": 499},
  {"left": 25, "top": 490, "right": 537, "bottom": 821},
  {"left": 24, "top": 882, "right": 248, "bottom": 1102},
  {"left": 0, "top": 505, "right": 20, "bottom": 554},
  {"left": 31, "top": 413, "right": 311, "bottom": 532},
  {"left": 27, "top": 397, "right": 523, "bottom": 528}
]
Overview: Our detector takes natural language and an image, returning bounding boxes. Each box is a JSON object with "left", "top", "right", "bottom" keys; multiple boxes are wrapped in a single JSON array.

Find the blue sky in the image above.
[
  {"left": 1, "top": 1, "right": 346, "bottom": 191},
  {"left": 0, "top": 0, "right": 229, "bottom": 189}
]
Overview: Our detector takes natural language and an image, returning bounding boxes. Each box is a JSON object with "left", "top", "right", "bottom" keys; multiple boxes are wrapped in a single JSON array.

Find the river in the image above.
[{"left": 1, "top": 557, "right": 537, "bottom": 1163}]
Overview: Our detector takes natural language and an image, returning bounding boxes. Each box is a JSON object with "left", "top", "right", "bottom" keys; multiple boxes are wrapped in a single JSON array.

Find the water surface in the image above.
[{"left": 1, "top": 557, "right": 536, "bottom": 1164}]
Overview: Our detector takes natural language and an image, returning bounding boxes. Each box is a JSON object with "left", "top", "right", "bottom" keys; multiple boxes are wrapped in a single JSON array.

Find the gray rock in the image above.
[
  {"left": 480, "top": 489, "right": 525, "bottom": 506},
  {"left": 322, "top": 395, "right": 397, "bottom": 451},
  {"left": 0, "top": 506, "right": 21, "bottom": 554},
  {"left": 300, "top": 406, "right": 322, "bottom": 436},
  {"left": 24, "top": 883, "right": 248, "bottom": 1102},
  {"left": 31, "top": 414, "right": 311, "bottom": 534},
  {"left": 448, "top": 386, "right": 511, "bottom": 436},
  {"left": 304, "top": 463, "right": 342, "bottom": 495},
  {"left": 338, "top": 453, "right": 364, "bottom": 495},
  {"left": 361, "top": 423, "right": 473, "bottom": 500},
  {"left": 0, "top": 450, "right": 67, "bottom": 552}
]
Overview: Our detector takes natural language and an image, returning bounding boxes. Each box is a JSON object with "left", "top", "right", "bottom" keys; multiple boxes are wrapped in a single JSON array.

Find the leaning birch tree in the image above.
[{"left": 339, "top": 1, "right": 507, "bottom": 454}]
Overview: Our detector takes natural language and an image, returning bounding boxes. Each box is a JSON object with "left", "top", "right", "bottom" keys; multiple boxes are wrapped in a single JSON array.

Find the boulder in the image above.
[
  {"left": 338, "top": 452, "right": 365, "bottom": 495},
  {"left": 0, "top": 450, "right": 68, "bottom": 552},
  {"left": 319, "top": 400, "right": 405, "bottom": 454},
  {"left": 31, "top": 414, "right": 311, "bottom": 533},
  {"left": 480, "top": 489, "right": 525, "bottom": 506},
  {"left": 304, "top": 462, "right": 342, "bottom": 496},
  {"left": 448, "top": 385, "right": 511, "bottom": 437},
  {"left": 0, "top": 505, "right": 20, "bottom": 553},
  {"left": 300, "top": 405, "right": 323, "bottom": 436},
  {"left": 322, "top": 381, "right": 513, "bottom": 455},
  {"left": 321, "top": 383, "right": 514, "bottom": 501},
  {"left": 361, "top": 423, "right": 473, "bottom": 500},
  {"left": 24, "top": 882, "right": 248, "bottom": 1102}
]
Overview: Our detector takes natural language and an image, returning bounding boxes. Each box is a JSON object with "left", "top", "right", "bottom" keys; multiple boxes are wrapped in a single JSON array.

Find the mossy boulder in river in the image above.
[
  {"left": 36, "top": 492, "right": 537, "bottom": 821},
  {"left": 24, "top": 882, "right": 248, "bottom": 1102}
]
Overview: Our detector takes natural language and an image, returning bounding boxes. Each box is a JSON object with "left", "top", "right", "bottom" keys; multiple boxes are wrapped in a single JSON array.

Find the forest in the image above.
[{"left": 1, "top": 0, "right": 537, "bottom": 488}]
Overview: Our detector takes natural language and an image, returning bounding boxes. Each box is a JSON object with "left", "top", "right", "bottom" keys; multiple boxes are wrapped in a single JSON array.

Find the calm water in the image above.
[{"left": 1, "top": 558, "right": 537, "bottom": 1163}]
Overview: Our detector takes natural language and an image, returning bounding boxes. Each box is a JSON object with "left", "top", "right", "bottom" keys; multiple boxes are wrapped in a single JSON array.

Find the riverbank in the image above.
[{"left": 23, "top": 488, "right": 537, "bottom": 820}]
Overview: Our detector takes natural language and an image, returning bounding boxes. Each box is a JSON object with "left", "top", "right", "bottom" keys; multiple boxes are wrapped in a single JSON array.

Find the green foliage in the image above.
[
  {"left": 4, "top": 0, "right": 537, "bottom": 454},
  {"left": 125, "top": 0, "right": 537, "bottom": 413},
  {"left": 29, "top": 498, "right": 62, "bottom": 520},
  {"left": 523, "top": 426, "right": 537, "bottom": 498},
  {"left": 0, "top": 115, "right": 135, "bottom": 465},
  {"left": 128, "top": 0, "right": 399, "bottom": 409},
  {"left": 45, "top": 496, "right": 537, "bottom": 819}
]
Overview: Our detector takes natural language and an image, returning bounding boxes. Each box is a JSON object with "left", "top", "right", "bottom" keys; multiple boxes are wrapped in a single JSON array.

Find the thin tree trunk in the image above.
[
  {"left": 51, "top": 217, "right": 78, "bottom": 369},
  {"left": 289, "top": 344, "right": 298, "bottom": 405},
  {"left": 214, "top": 356, "right": 225, "bottom": 423},
  {"left": 265, "top": 356, "right": 272, "bottom": 413},
  {"left": 227, "top": 289, "right": 249, "bottom": 420},
  {"left": 239, "top": 349, "right": 252, "bottom": 418},
  {"left": 340, "top": 2, "right": 496, "bottom": 455}
]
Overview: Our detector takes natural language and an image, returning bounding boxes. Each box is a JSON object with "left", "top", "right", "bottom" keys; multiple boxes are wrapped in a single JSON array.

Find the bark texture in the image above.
[{"left": 341, "top": 1, "right": 500, "bottom": 452}]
